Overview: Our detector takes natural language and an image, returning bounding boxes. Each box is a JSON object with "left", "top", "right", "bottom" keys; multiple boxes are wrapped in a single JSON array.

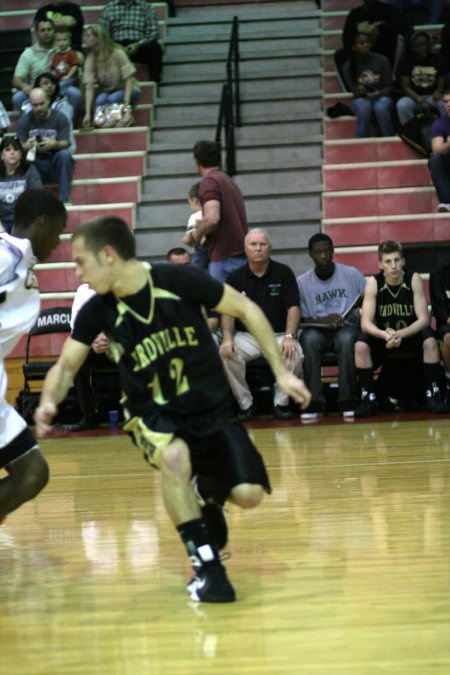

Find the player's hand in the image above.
[
  {"left": 276, "top": 371, "right": 311, "bottom": 410},
  {"left": 219, "top": 340, "right": 235, "bottom": 359},
  {"left": 34, "top": 402, "right": 57, "bottom": 438},
  {"left": 92, "top": 332, "right": 109, "bottom": 354}
]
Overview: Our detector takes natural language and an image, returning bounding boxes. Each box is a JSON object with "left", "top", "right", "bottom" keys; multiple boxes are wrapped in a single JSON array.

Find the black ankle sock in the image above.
[
  {"left": 177, "top": 518, "right": 220, "bottom": 570},
  {"left": 423, "top": 363, "right": 444, "bottom": 390},
  {"left": 356, "top": 367, "right": 375, "bottom": 394}
]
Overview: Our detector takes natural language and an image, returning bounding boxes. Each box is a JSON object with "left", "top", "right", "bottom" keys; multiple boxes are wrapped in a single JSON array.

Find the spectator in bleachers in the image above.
[
  {"left": 428, "top": 89, "right": 450, "bottom": 212},
  {"left": 34, "top": 1, "right": 85, "bottom": 52},
  {"left": 343, "top": 32, "right": 395, "bottom": 137},
  {"left": 99, "top": 0, "right": 163, "bottom": 84},
  {"left": 12, "top": 19, "right": 56, "bottom": 112},
  {"left": 189, "top": 140, "right": 247, "bottom": 284},
  {"left": 16, "top": 88, "right": 75, "bottom": 205},
  {"left": 22, "top": 73, "right": 76, "bottom": 149},
  {"left": 396, "top": 31, "right": 446, "bottom": 125},
  {"left": 296, "top": 233, "right": 366, "bottom": 421},
  {"left": 51, "top": 28, "right": 80, "bottom": 95},
  {"left": 354, "top": 239, "right": 448, "bottom": 416},
  {"left": 0, "top": 101, "right": 10, "bottom": 137},
  {"left": 335, "top": 0, "right": 411, "bottom": 91},
  {"left": 167, "top": 247, "right": 191, "bottom": 264},
  {"left": 82, "top": 24, "right": 140, "bottom": 129},
  {"left": 12, "top": 19, "right": 81, "bottom": 119},
  {"left": 387, "top": 0, "right": 443, "bottom": 26},
  {"left": 0, "top": 136, "right": 43, "bottom": 234},
  {"left": 220, "top": 228, "right": 303, "bottom": 422},
  {"left": 429, "top": 260, "right": 450, "bottom": 382}
]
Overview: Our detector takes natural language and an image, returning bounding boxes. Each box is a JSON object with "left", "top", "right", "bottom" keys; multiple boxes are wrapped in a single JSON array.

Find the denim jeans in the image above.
[
  {"left": 34, "top": 149, "right": 75, "bottom": 203},
  {"left": 428, "top": 153, "right": 450, "bottom": 203},
  {"left": 95, "top": 89, "right": 140, "bottom": 107},
  {"left": 397, "top": 95, "right": 445, "bottom": 125},
  {"left": 208, "top": 254, "right": 246, "bottom": 283},
  {"left": 350, "top": 96, "right": 394, "bottom": 137}
]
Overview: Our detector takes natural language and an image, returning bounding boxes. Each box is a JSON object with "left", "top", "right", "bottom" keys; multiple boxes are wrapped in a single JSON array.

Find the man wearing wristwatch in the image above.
[{"left": 219, "top": 228, "right": 303, "bottom": 421}]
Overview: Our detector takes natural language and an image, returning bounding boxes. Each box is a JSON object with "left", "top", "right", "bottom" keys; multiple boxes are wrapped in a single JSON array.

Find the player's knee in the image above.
[
  {"left": 442, "top": 333, "right": 450, "bottom": 349},
  {"left": 231, "top": 483, "right": 264, "bottom": 509},
  {"left": 160, "top": 440, "right": 190, "bottom": 478},
  {"left": 423, "top": 336, "right": 439, "bottom": 358}
]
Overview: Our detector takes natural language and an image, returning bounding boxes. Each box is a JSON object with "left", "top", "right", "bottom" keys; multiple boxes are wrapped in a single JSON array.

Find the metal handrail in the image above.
[{"left": 215, "top": 16, "right": 241, "bottom": 176}]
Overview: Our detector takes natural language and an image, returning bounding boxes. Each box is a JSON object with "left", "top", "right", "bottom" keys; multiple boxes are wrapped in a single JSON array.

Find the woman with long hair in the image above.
[
  {"left": 342, "top": 32, "right": 394, "bottom": 138},
  {"left": 0, "top": 136, "right": 43, "bottom": 233},
  {"left": 82, "top": 24, "right": 140, "bottom": 128}
]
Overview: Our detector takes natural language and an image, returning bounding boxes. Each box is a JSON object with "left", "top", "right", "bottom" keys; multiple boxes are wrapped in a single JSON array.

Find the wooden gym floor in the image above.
[{"left": 1, "top": 415, "right": 450, "bottom": 674}]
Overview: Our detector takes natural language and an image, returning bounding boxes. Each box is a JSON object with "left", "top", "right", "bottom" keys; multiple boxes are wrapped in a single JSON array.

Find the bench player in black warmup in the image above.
[
  {"left": 355, "top": 239, "right": 448, "bottom": 416},
  {"left": 35, "top": 216, "right": 311, "bottom": 603}
]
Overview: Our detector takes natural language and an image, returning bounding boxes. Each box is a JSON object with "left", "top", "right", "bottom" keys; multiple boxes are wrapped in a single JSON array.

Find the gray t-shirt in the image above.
[{"left": 297, "top": 262, "right": 366, "bottom": 323}]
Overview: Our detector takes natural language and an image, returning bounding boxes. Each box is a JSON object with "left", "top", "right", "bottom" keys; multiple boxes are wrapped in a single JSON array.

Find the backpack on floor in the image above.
[{"left": 398, "top": 108, "right": 440, "bottom": 157}]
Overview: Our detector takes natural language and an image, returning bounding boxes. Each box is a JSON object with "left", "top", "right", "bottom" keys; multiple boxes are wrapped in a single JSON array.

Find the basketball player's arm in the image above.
[
  {"left": 215, "top": 284, "right": 311, "bottom": 408},
  {"left": 361, "top": 276, "right": 392, "bottom": 341},
  {"left": 396, "top": 272, "right": 430, "bottom": 339},
  {"left": 34, "top": 337, "right": 91, "bottom": 438}
]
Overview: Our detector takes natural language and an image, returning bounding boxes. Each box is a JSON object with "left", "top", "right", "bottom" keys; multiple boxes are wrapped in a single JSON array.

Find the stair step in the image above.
[
  {"left": 75, "top": 127, "right": 150, "bottom": 154},
  {"left": 323, "top": 213, "right": 450, "bottom": 247},
  {"left": 66, "top": 203, "right": 136, "bottom": 233},
  {"left": 73, "top": 152, "right": 146, "bottom": 180},
  {"left": 323, "top": 186, "right": 438, "bottom": 219},
  {"left": 67, "top": 177, "right": 141, "bottom": 206},
  {"left": 324, "top": 137, "right": 421, "bottom": 163},
  {"left": 323, "top": 160, "right": 431, "bottom": 191}
]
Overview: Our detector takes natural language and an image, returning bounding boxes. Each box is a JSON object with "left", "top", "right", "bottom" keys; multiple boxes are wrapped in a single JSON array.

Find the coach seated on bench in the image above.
[{"left": 219, "top": 228, "right": 303, "bottom": 421}]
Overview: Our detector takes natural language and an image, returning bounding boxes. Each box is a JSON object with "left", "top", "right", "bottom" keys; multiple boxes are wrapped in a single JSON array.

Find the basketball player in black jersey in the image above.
[
  {"left": 354, "top": 240, "right": 447, "bottom": 417},
  {"left": 35, "top": 215, "right": 311, "bottom": 603}
]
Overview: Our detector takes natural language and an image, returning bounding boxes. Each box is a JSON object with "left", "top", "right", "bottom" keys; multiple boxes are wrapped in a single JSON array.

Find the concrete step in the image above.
[
  {"left": 166, "top": 17, "right": 320, "bottom": 41},
  {"left": 158, "top": 74, "right": 321, "bottom": 102},
  {"left": 154, "top": 97, "right": 321, "bottom": 124},
  {"left": 323, "top": 213, "right": 450, "bottom": 247},
  {"left": 162, "top": 51, "right": 319, "bottom": 78},
  {"left": 66, "top": 203, "right": 136, "bottom": 233},
  {"left": 323, "top": 186, "right": 438, "bottom": 220},
  {"left": 324, "top": 137, "right": 420, "bottom": 163},
  {"left": 67, "top": 177, "right": 141, "bottom": 206},
  {"left": 148, "top": 141, "right": 322, "bottom": 173},
  {"left": 165, "top": 35, "right": 321, "bottom": 59},
  {"left": 323, "top": 160, "right": 431, "bottom": 191},
  {"left": 75, "top": 127, "right": 150, "bottom": 154},
  {"left": 73, "top": 152, "right": 146, "bottom": 180}
]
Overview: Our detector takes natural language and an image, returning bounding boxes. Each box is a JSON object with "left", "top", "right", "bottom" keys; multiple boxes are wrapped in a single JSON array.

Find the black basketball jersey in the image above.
[
  {"left": 72, "top": 263, "right": 230, "bottom": 419},
  {"left": 374, "top": 269, "right": 416, "bottom": 331}
]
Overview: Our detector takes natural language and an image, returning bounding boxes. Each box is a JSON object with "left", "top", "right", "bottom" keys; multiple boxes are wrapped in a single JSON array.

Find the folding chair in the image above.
[{"left": 18, "top": 306, "right": 72, "bottom": 422}]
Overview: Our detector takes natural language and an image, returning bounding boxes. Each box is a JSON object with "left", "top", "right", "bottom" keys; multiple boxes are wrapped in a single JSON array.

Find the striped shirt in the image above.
[{"left": 99, "top": 0, "right": 159, "bottom": 44}]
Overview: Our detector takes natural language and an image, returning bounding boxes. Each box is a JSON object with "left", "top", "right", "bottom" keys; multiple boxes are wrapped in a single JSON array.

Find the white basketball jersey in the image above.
[{"left": 0, "top": 232, "right": 40, "bottom": 357}]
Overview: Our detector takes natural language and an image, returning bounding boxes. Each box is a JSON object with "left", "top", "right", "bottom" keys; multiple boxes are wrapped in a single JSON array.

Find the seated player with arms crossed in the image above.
[{"left": 35, "top": 216, "right": 311, "bottom": 603}]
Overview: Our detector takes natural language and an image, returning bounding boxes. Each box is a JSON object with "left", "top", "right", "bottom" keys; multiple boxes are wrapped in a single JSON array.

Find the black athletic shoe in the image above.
[
  {"left": 236, "top": 405, "right": 255, "bottom": 422},
  {"left": 426, "top": 386, "right": 448, "bottom": 414},
  {"left": 355, "top": 391, "right": 378, "bottom": 418},
  {"left": 187, "top": 564, "right": 236, "bottom": 603}
]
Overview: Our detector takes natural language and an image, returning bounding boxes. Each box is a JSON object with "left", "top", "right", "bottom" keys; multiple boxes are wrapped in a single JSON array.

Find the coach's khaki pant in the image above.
[{"left": 220, "top": 332, "right": 304, "bottom": 410}]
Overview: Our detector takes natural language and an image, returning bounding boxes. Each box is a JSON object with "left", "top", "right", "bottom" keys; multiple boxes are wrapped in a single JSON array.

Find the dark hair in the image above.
[
  {"left": 0, "top": 136, "right": 28, "bottom": 178},
  {"left": 188, "top": 182, "right": 201, "bottom": 200},
  {"left": 72, "top": 216, "right": 136, "bottom": 260},
  {"left": 193, "top": 141, "right": 221, "bottom": 168},
  {"left": 167, "top": 247, "right": 191, "bottom": 260},
  {"left": 14, "top": 188, "right": 66, "bottom": 229},
  {"left": 308, "top": 232, "right": 333, "bottom": 251},
  {"left": 410, "top": 30, "right": 431, "bottom": 48},
  {"left": 33, "top": 71, "right": 60, "bottom": 104},
  {"left": 378, "top": 240, "right": 403, "bottom": 259},
  {"left": 34, "top": 18, "right": 55, "bottom": 31}
]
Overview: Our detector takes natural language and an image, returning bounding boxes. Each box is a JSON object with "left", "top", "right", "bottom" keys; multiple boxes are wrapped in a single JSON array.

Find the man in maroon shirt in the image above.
[{"left": 186, "top": 140, "right": 247, "bottom": 282}]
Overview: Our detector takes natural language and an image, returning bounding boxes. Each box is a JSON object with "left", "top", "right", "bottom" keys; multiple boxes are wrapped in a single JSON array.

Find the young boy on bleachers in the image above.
[{"left": 51, "top": 28, "right": 80, "bottom": 97}]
